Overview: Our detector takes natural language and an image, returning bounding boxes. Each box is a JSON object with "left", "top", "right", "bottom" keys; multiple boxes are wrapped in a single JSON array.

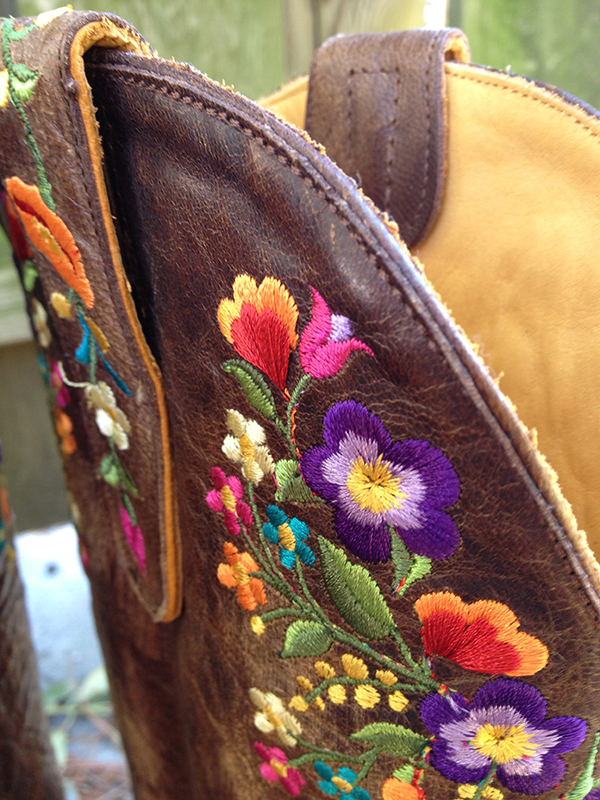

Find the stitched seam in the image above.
[
  {"left": 412, "top": 33, "right": 438, "bottom": 239},
  {"left": 346, "top": 68, "right": 354, "bottom": 179},
  {"left": 448, "top": 68, "right": 600, "bottom": 141},
  {"left": 383, "top": 68, "right": 400, "bottom": 211}
]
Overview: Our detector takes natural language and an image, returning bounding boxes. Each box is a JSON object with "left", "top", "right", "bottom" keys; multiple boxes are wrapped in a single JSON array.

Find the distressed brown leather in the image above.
[
  {"left": 0, "top": 12, "right": 599, "bottom": 800},
  {"left": 305, "top": 30, "right": 470, "bottom": 248},
  {"left": 0, "top": 463, "right": 63, "bottom": 800}
]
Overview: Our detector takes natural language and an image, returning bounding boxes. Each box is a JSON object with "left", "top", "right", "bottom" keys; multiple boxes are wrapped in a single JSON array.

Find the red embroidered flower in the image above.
[
  {"left": 218, "top": 275, "right": 298, "bottom": 390},
  {"left": 206, "top": 466, "right": 253, "bottom": 535},
  {"left": 381, "top": 778, "right": 426, "bottom": 800},
  {"left": 5, "top": 176, "right": 94, "bottom": 308},
  {"left": 49, "top": 359, "right": 70, "bottom": 408},
  {"left": 299, "top": 287, "right": 373, "bottom": 379},
  {"left": 414, "top": 591, "right": 548, "bottom": 676},
  {"left": 254, "top": 742, "right": 305, "bottom": 796},
  {"left": 217, "top": 542, "right": 267, "bottom": 611},
  {"left": 120, "top": 505, "right": 146, "bottom": 574}
]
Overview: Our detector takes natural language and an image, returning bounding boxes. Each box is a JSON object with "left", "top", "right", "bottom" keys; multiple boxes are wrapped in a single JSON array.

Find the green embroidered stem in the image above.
[
  {"left": 89, "top": 335, "right": 97, "bottom": 384},
  {"left": 351, "top": 746, "right": 381, "bottom": 786},
  {"left": 240, "top": 523, "right": 271, "bottom": 575},
  {"left": 391, "top": 628, "right": 420, "bottom": 670},
  {"left": 259, "top": 607, "right": 306, "bottom": 624},
  {"left": 289, "top": 750, "right": 363, "bottom": 768},
  {"left": 303, "top": 675, "right": 416, "bottom": 705},
  {"left": 283, "top": 373, "right": 311, "bottom": 457},
  {"left": 294, "top": 556, "right": 329, "bottom": 625},
  {"left": 330, "top": 627, "right": 440, "bottom": 693},
  {"left": 1, "top": 20, "right": 54, "bottom": 210},
  {"left": 247, "top": 481, "right": 282, "bottom": 578},
  {"left": 472, "top": 762, "right": 498, "bottom": 800},
  {"left": 250, "top": 570, "right": 315, "bottom": 616}
]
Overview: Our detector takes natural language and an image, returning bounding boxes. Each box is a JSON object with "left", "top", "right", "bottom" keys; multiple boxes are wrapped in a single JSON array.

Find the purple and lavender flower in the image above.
[
  {"left": 300, "top": 400, "right": 460, "bottom": 562},
  {"left": 420, "top": 678, "right": 587, "bottom": 795}
]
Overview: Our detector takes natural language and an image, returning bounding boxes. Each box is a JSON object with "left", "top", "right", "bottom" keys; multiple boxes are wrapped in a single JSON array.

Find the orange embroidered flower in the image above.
[
  {"left": 5, "top": 177, "right": 94, "bottom": 308},
  {"left": 218, "top": 275, "right": 298, "bottom": 390},
  {"left": 414, "top": 592, "right": 548, "bottom": 676},
  {"left": 382, "top": 778, "right": 425, "bottom": 800},
  {"left": 54, "top": 408, "right": 77, "bottom": 455},
  {"left": 217, "top": 542, "right": 267, "bottom": 610}
]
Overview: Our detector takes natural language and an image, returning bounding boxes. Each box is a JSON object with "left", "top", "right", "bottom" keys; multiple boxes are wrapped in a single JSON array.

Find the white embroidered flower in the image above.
[
  {"left": 222, "top": 409, "right": 274, "bottom": 484},
  {"left": 85, "top": 381, "right": 131, "bottom": 450},
  {"left": 31, "top": 298, "right": 51, "bottom": 348},
  {"left": 249, "top": 688, "right": 302, "bottom": 748}
]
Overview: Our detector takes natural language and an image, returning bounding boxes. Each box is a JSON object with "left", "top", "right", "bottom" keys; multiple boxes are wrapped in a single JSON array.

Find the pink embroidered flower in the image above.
[
  {"left": 120, "top": 505, "right": 146, "bottom": 574},
  {"left": 49, "top": 359, "right": 70, "bottom": 408},
  {"left": 206, "top": 466, "right": 253, "bottom": 534},
  {"left": 299, "top": 287, "right": 373, "bottom": 379},
  {"left": 254, "top": 742, "right": 305, "bottom": 795}
]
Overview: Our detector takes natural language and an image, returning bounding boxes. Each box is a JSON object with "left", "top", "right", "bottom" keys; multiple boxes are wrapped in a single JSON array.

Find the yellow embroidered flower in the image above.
[
  {"left": 35, "top": 6, "right": 72, "bottom": 26},
  {"left": 250, "top": 615, "right": 266, "bottom": 636},
  {"left": 313, "top": 697, "right": 326, "bottom": 711},
  {"left": 297, "top": 675, "right": 313, "bottom": 692},
  {"left": 341, "top": 654, "right": 368, "bottom": 680},
  {"left": 315, "top": 661, "right": 336, "bottom": 680},
  {"left": 31, "top": 298, "right": 51, "bottom": 348},
  {"left": 0, "top": 70, "right": 9, "bottom": 108},
  {"left": 249, "top": 688, "right": 302, "bottom": 748},
  {"left": 376, "top": 670, "right": 398, "bottom": 686},
  {"left": 222, "top": 409, "right": 274, "bottom": 483},
  {"left": 389, "top": 691, "right": 409, "bottom": 712},
  {"left": 457, "top": 785, "right": 503, "bottom": 800},
  {"left": 85, "top": 381, "right": 131, "bottom": 450},
  {"left": 50, "top": 291, "right": 72, "bottom": 319},
  {"left": 328, "top": 685, "right": 346, "bottom": 704},
  {"left": 355, "top": 685, "right": 380, "bottom": 709},
  {"left": 289, "top": 695, "right": 309, "bottom": 713}
]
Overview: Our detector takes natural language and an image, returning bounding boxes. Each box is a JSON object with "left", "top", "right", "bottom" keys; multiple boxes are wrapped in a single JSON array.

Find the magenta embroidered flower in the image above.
[
  {"left": 254, "top": 742, "right": 305, "bottom": 795},
  {"left": 206, "top": 466, "right": 253, "bottom": 534},
  {"left": 420, "top": 678, "right": 587, "bottom": 795},
  {"left": 120, "top": 505, "right": 146, "bottom": 574},
  {"left": 299, "top": 287, "right": 374, "bottom": 379},
  {"left": 301, "top": 400, "right": 460, "bottom": 562},
  {"left": 49, "top": 359, "right": 70, "bottom": 408}
]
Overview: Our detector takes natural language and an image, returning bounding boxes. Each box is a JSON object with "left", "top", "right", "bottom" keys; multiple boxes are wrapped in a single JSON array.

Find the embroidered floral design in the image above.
[
  {"left": 301, "top": 400, "right": 460, "bottom": 562},
  {"left": 222, "top": 409, "right": 274, "bottom": 483},
  {"left": 31, "top": 297, "right": 51, "bottom": 347},
  {"left": 85, "top": 382, "right": 130, "bottom": 450},
  {"left": 420, "top": 678, "right": 587, "bottom": 795},
  {"left": 0, "top": 69, "right": 8, "bottom": 107},
  {"left": 209, "top": 274, "right": 596, "bottom": 799},
  {"left": 314, "top": 761, "right": 372, "bottom": 798},
  {"left": 381, "top": 778, "right": 426, "bottom": 800},
  {"left": 250, "top": 688, "right": 302, "bottom": 747},
  {"left": 206, "top": 467, "right": 253, "bottom": 535},
  {"left": 2, "top": 188, "right": 31, "bottom": 262},
  {"left": 254, "top": 742, "right": 305, "bottom": 795},
  {"left": 218, "top": 275, "right": 298, "bottom": 390},
  {"left": 5, "top": 177, "right": 94, "bottom": 307},
  {"left": 49, "top": 359, "right": 70, "bottom": 408},
  {"left": 35, "top": 6, "right": 71, "bottom": 26},
  {"left": 415, "top": 592, "right": 548, "bottom": 677},
  {"left": 50, "top": 291, "right": 72, "bottom": 318},
  {"left": 263, "top": 505, "right": 314, "bottom": 568},
  {"left": 217, "top": 542, "right": 266, "bottom": 611},
  {"left": 120, "top": 504, "right": 146, "bottom": 574},
  {"left": 299, "top": 287, "right": 374, "bottom": 379},
  {"left": 54, "top": 407, "right": 76, "bottom": 456}
]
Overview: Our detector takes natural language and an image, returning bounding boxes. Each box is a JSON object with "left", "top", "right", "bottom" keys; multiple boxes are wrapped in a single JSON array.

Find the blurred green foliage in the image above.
[{"left": 449, "top": 0, "right": 600, "bottom": 109}]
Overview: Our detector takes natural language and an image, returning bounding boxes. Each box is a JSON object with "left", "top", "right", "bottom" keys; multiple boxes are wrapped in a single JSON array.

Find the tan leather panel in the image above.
[
  {"left": 257, "top": 75, "right": 308, "bottom": 129},
  {"left": 416, "top": 62, "right": 600, "bottom": 556}
]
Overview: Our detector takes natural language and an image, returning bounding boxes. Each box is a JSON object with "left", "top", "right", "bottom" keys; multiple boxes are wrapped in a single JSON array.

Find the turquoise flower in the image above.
[
  {"left": 314, "top": 762, "right": 371, "bottom": 799},
  {"left": 263, "top": 505, "right": 314, "bottom": 568}
]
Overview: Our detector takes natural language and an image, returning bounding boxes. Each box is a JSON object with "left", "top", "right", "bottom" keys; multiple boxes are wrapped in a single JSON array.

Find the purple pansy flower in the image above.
[
  {"left": 299, "top": 287, "right": 374, "bottom": 379},
  {"left": 420, "top": 678, "right": 587, "bottom": 796},
  {"left": 584, "top": 791, "right": 600, "bottom": 800},
  {"left": 300, "top": 400, "right": 460, "bottom": 562}
]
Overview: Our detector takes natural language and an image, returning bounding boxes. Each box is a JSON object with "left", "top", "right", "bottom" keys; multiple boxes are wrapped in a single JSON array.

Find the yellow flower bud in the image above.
[
  {"left": 327, "top": 685, "right": 347, "bottom": 704},
  {"left": 389, "top": 691, "right": 409, "bottom": 712},
  {"left": 376, "top": 670, "right": 398, "bottom": 686},
  {"left": 315, "top": 661, "right": 335, "bottom": 679},
  {"left": 341, "top": 654, "right": 368, "bottom": 680},
  {"left": 289, "top": 695, "right": 309, "bottom": 713},
  {"left": 313, "top": 697, "right": 326, "bottom": 711},
  {"left": 296, "top": 675, "right": 313, "bottom": 692},
  {"left": 355, "top": 685, "right": 380, "bottom": 709},
  {"left": 50, "top": 291, "right": 72, "bottom": 319},
  {"left": 250, "top": 615, "right": 266, "bottom": 636}
]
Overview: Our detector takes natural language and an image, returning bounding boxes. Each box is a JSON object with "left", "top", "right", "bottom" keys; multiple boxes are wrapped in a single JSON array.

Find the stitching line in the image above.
[
  {"left": 449, "top": 68, "right": 600, "bottom": 142},
  {"left": 412, "top": 33, "right": 438, "bottom": 240}
]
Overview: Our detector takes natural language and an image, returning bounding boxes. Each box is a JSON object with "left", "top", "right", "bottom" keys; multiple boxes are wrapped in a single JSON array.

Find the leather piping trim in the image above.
[{"left": 69, "top": 21, "right": 182, "bottom": 623}]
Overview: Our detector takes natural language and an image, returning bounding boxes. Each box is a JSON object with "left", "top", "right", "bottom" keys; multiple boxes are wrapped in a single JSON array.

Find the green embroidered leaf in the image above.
[
  {"left": 275, "top": 459, "right": 299, "bottom": 486},
  {"left": 223, "top": 359, "right": 277, "bottom": 420},
  {"left": 391, "top": 534, "right": 411, "bottom": 589},
  {"left": 318, "top": 536, "right": 394, "bottom": 640},
  {"left": 99, "top": 454, "right": 120, "bottom": 487},
  {"left": 564, "top": 732, "right": 600, "bottom": 800},
  {"left": 121, "top": 492, "right": 138, "bottom": 526},
  {"left": 280, "top": 620, "right": 333, "bottom": 658},
  {"left": 274, "top": 459, "right": 314, "bottom": 503},
  {"left": 22, "top": 260, "right": 38, "bottom": 291},
  {"left": 116, "top": 459, "right": 140, "bottom": 499},
  {"left": 392, "top": 765, "right": 416, "bottom": 783},
  {"left": 11, "top": 62, "right": 39, "bottom": 102},
  {"left": 400, "top": 556, "right": 432, "bottom": 595},
  {"left": 350, "top": 723, "right": 426, "bottom": 758}
]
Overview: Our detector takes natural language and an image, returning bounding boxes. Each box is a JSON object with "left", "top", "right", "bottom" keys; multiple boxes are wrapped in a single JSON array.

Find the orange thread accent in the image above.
[
  {"left": 6, "top": 177, "right": 94, "bottom": 307},
  {"left": 217, "top": 542, "right": 267, "bottom": 610}
]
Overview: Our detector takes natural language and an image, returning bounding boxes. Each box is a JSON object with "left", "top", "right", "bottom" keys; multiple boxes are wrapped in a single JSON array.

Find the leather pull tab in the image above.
[{"left": 306, "top": 29, "right": 469, "bottom": 248}]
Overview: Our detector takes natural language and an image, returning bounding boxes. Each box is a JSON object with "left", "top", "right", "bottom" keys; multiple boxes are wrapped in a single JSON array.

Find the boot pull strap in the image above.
[{"left": 306, "top": 29, "right": 469, "bottom": 248}]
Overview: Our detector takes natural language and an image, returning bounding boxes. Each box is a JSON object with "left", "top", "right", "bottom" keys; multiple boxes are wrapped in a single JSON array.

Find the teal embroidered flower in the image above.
[
  {"left": 263, "top": 505, "right": 314, "bottom": 569},
  {"left": 313, "top": 761, "right": 371, "bottom": 799}
]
